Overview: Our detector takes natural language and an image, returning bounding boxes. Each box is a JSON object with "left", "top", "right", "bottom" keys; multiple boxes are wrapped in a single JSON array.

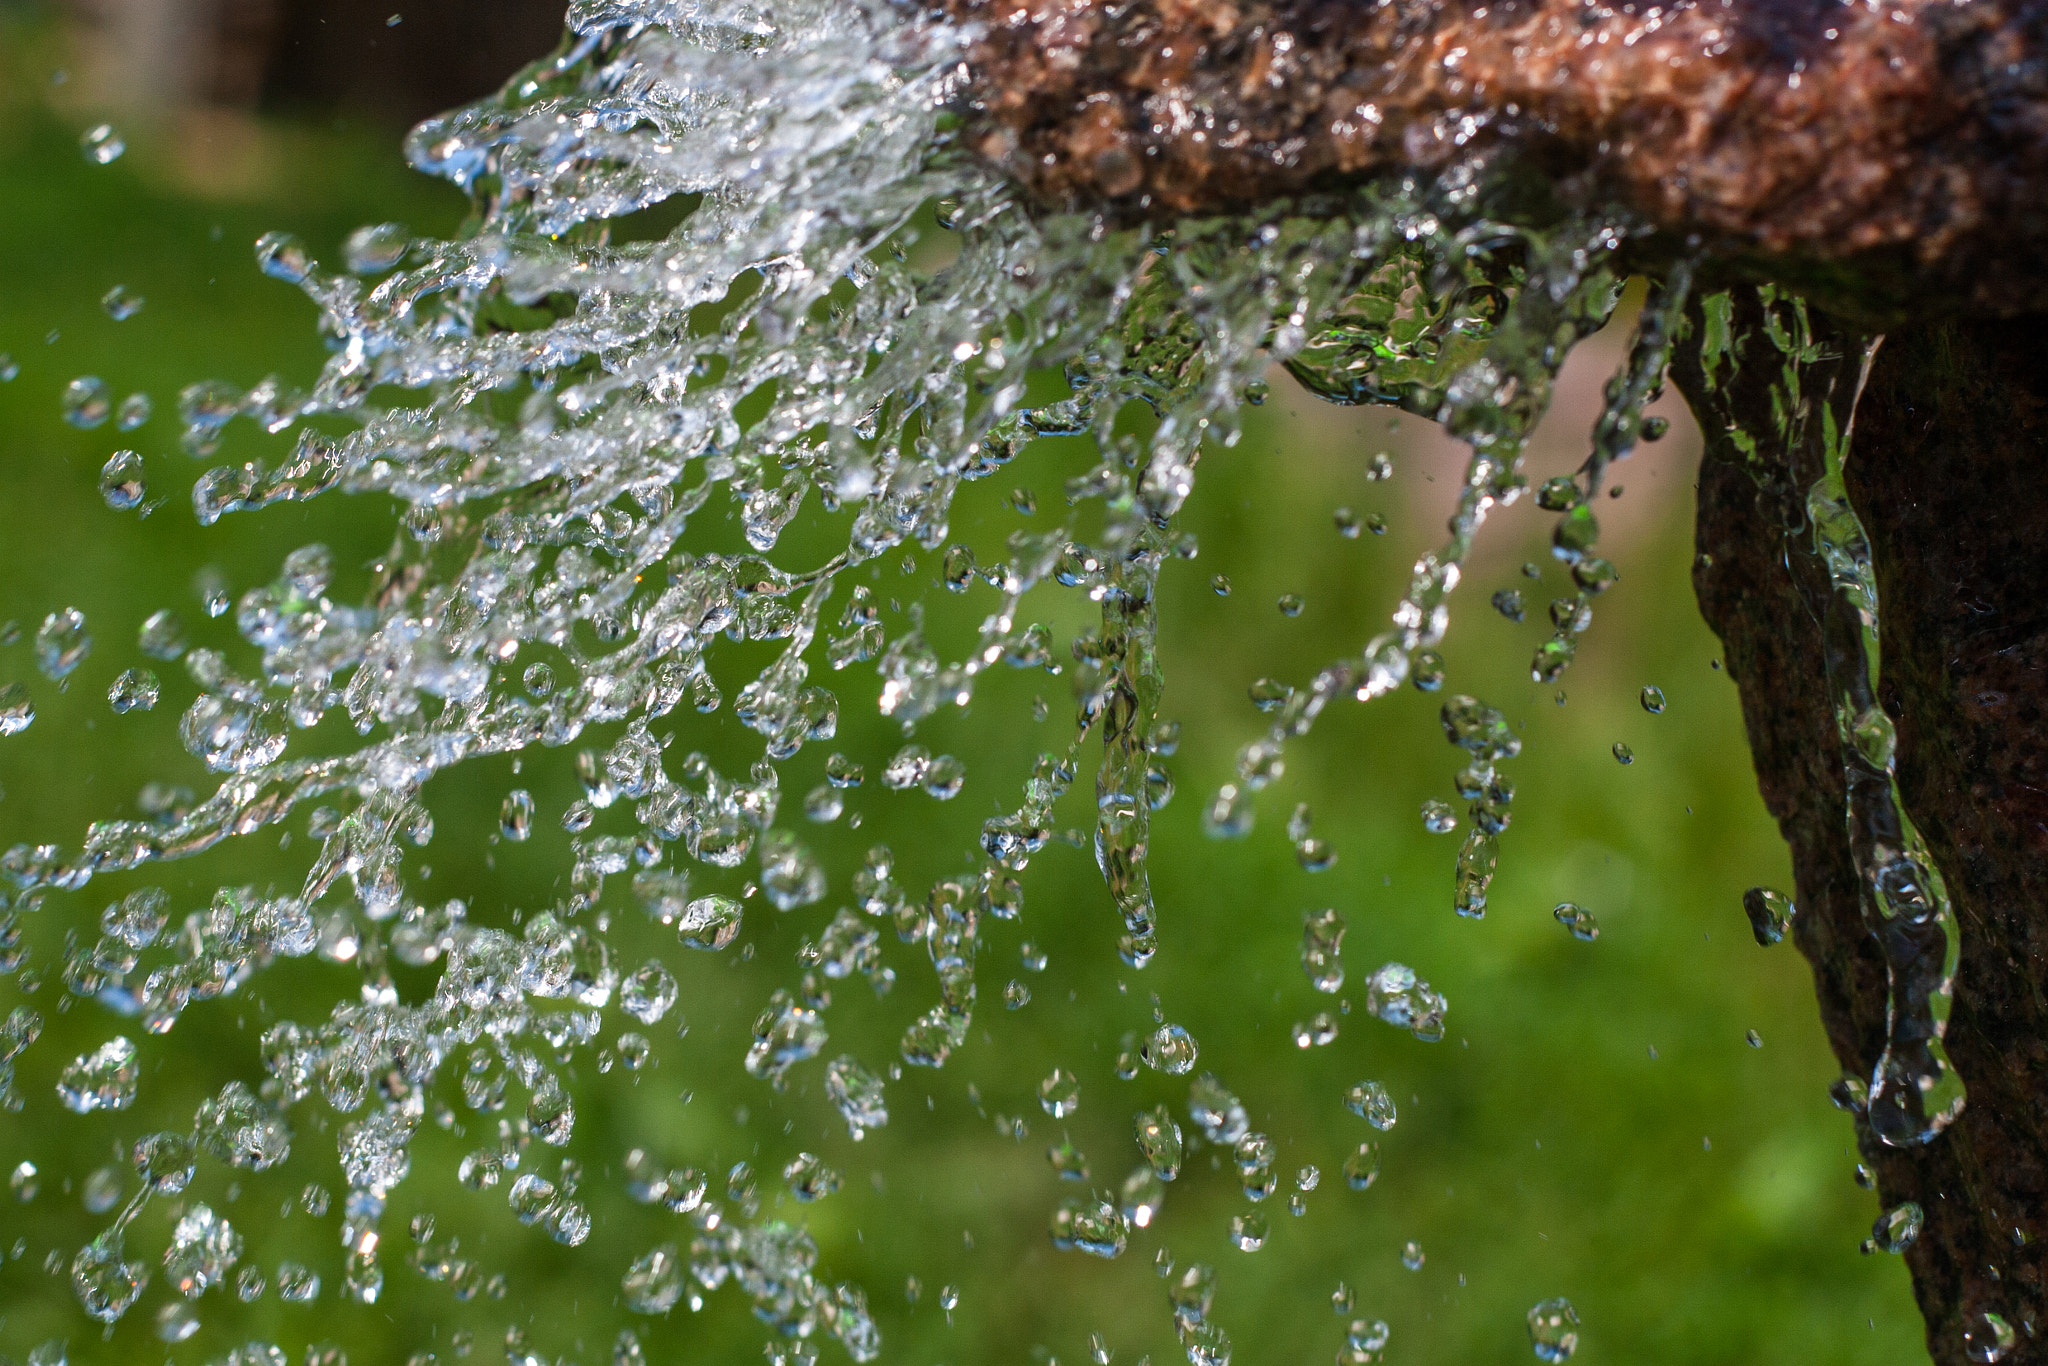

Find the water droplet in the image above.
[
  {"left": 1334, "top": 507, "right": 1361, "bottom": 538},
  {"left": 783, "top": 1152, "right": 841, "bottom": 1201},
  {"left": 1301, "top": 908, "right": 1346, "bottom": 992},
  {"left": 1277, "top": 593, "right": 1304, "bottom": 617},
  {"left": 1366, "top": 452, "right": 1394, "bottom": 481},
  {"left": 804, "top": 784, "right": 844, "bottom": 821},
  {"left": 1211, "top": 575, "right": 1231, "bottom": 596},
  {"left": 1527, "top": 1297, "right": 1580, "bottom": 1361},
  {"left": 1400, "top": 1240, "right": 1424, "bottom": 1270},
  {"left": 164, "top": 1203, "right": 243, "bottom": 1296},
  {"left": 35, "top": 607, "right": 90, "bottom": 679},
  {"left": 1491, "top": 589, "right": 1525, "bottom": 622},
  {"left": 620, "top": 1243, "right": 684, "bottom": 1313},
  {"left": 1228, "top": 1210, "right": 1269, "bottom": 1251},
  {"left": 1553, "top": 903, "right": 1599, "bottom": 941},
  {"left": 98, "top": 449, "right": 147, "bottom": 509},
  {"left": 1365, "top": 963, "right": 1446, "bottom": 1041},
  {"left": 1345, "top": 1081, "right": 1397, "bottom": 1130},
  {"left": 9, "top": 1160, "right": 38, "bottom": 1200},
  {"left": 80, "top": 123, "right": 124, "bottom": 164},
  {"left": 137, "top": 608, "right": 186, "bottom": 660},
  {"left": 1870, "top": 1201, "right": 1924, "bottom": 1253},
  {"left": 1742, "top": 887, "right": 1796, "bottom": 945},
  {"left": 344, "top": 222, "right": 410, "bottom": 274},
  {"left": 1188, "top": 1074, "right": 1249, "bottom": 1144},
  {"left": 0, "top": 682, "right": 33, "bottom": 737},
  {"left": 62, "top": 375, "right": 112, "bottom": 428},
  {"left": 1133, "top": 1105, "right": 1184, "bottom": 1180},
  {"left": 500, "top": 788, "right": 534, "bottom": 841},
  {"left": 824, "top": 1055, "right": 888, "bottom": 1139},
  {"left": 1340, "top": 1318, "right": 1390, "bottom": 1365},
  {"left": 677, "top": 895, "right": 743, "bottom": 951},
  {"left": 1966, "top": 1310, "right": 2016, "bottom": 1363},
  {"left": 71, "top": 1231, "right": 148, "bottom": 1321},
  {"left": 57, "top": 1036, "right": 139, "bottom": 1112},
  {"left": 277, "top": 1261, "right": 321, "bottom": 1303},
  {"left": 1612, "top": 741, "right": 1633, "bottom": 765},
  {"left": 619, "top": 959, "right": 678, "bottom": 1024},
  {"left": 1039, "top": 1068, "right": 1081, "bottom": 1118},
  {"left": 155, "top": 1300, "right": 200, "bottom": 1342},
  {"left": 1290, "top": 1012, "right": 1338, "bottom": 1047},
  {"left": 101, "top": 285, "right": 144, "bottom": 320},
  {"left": 1140, "top": 1023, "right": 1198, "bottom": 1075},
  {"left": 1640, "top": 685, "right": 1667, "bottom": 714},
  {"left": 1050, "top": 1194, "right": 1128, "bottom": 1258},
  {"left": 108, "top": 667, "right": 160, "bottom": 713},
  {"left": 134, "top": 1131, "right": 196, "bottom": 1193},
  {"left": 1420, "top": 798, "right": 1457, "bottom": 834},
  {"left": 1343, "top": 1142, "right": 1381, "bottom": 1191},
  {"left": 81, "top": 1164, "right": 122, "bottom": 1214},
  {"left": 115, "top": 392, "right": 152, "bottom": 430},
  {"left": 254, "top": 231, "right": 312, "bottom": 283}
]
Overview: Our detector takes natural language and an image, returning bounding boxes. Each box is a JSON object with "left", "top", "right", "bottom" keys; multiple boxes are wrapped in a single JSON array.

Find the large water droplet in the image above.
[
  {"left": 99, "top": 449, "right": 146, "bottom": 509},
  {"left": 35, "top": 607, "right": 91, "bottom": 680},
  {"left": 0, "top": 682, "right": 33, "bottom": 737},
  {"left": 1527, "top": 1297, "right": 1581, "bottom": 1361},
  {"left": 57, "top": 1036, "right": 139, "bottom": 1112},
  {"left": 1140, "top": 1023, "right": 1199, "bottom": 1075},
  {"left": 79, "top": 123, "right": 124, "bottom": 164},
  {"left": 1742, "top": 887, "right": 1796, "bottom": 946}
]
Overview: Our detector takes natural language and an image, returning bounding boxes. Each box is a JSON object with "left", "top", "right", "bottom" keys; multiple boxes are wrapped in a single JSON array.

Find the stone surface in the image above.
[{"left": 942, "top": 0, "right": 2048, "bottom": 316}]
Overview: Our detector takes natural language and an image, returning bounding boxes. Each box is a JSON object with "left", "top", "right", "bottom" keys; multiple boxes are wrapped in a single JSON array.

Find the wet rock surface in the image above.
[
  {"left": 942, "top": 0, "right": 2048, "bottom": 315},
  {"left": 1679, "top": 292, "right": 2048, "bottom": 1364}
]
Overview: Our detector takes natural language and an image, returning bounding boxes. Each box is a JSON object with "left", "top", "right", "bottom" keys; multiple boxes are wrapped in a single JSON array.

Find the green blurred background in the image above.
[{"left": 0, "top": 4, "right": 1927, "bottom": 1364}]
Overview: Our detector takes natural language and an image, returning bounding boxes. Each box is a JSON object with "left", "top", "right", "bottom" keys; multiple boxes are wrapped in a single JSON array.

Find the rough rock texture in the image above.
[
  {"left": 941, "top": 0, "right": 2048, "bottom": 316},
  {"left": 1675, "top": 291, "right": 2048, "bottom": 1364}
]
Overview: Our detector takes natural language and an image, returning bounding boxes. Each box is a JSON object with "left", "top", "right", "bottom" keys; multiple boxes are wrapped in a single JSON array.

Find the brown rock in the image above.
[{"left": 942, "top": 0, "right": 2048, "bottom": 315}]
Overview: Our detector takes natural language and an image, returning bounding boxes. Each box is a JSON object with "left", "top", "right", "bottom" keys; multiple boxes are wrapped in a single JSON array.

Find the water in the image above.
[{"left": 0, "top": 0, "right": 1956, "bottom": 1360}]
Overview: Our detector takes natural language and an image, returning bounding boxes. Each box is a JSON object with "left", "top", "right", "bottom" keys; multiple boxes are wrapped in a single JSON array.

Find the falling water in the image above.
[{"left": 0, "top": 0, "right": 1958, "bottom": 1362}]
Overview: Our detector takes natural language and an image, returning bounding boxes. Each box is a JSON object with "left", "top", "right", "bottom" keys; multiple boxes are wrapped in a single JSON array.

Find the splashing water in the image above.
[{"left": 0, "top": 0, "right": 1954, "bottom": 1362}]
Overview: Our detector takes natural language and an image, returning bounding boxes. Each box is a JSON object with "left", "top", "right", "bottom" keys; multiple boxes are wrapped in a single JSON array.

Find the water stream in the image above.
[{"left": 0, "top": 2, "right": 1963, "bottom": 1363}]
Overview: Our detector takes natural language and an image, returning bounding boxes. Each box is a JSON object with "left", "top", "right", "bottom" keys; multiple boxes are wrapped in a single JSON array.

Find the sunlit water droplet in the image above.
[
  {"left": 57, "top": 1036, "right": 139, "bottom": 1112},
  {"left": 0, "top": 682, "right": 33, "bottom": 737},
  {"left": 1141, "top": 1023, "right": 1199, "bottom": 1074},
  {"left": 1039, "top": 1067, "right": 1081, "bottom": 1118},
  {"left": 108, "top": 667, "right": 160, "bottom": 713},
  {"left": 1640, "top": 685, "right": 1667, "bottom": 714},
  {"left": 1552, "top": 903, "right": 1599, "bottom": 941},
  {"left": 35, "top": 607, "right": 90, "bottom": 679},
  {"left": 1742, "top": 886, "right": 1796, "bottom": 945},
  {"left": 62, "top": 376, "right": 111, "bottom": 428},
  {"left": 80, "top": 123, "right": 124, "bottom": 164},
  {"left": 1345, "top": 1080, "right": 1397, "bottom": 1130},
  {"left": 101, "top": 285, "right": 144, "bottom": 320},
  {"left": 99, "top": 449, "right": 146, "bottom": 509},
  {"left": 1527, "top": 1297, "right": 1580, "bottom": 1361},
  {"left": 1868, "top": 1201, "right": 1924, "bottom": 1254}
]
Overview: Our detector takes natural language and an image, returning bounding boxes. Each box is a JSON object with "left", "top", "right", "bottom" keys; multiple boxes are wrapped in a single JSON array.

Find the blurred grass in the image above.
[{"left": 0, "top": 13, "right": 1927, "bottom": 1366}]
